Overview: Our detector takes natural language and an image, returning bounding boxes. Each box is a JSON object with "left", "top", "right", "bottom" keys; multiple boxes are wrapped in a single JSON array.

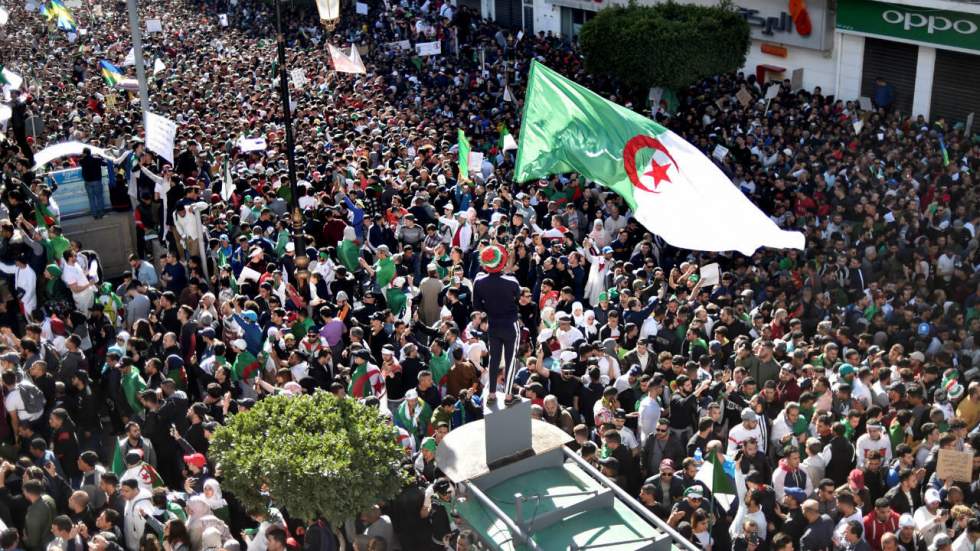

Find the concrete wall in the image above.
[
  {"left": 532, "top": 0, "right": 561, "bottom": 36},
  {"left": 61, "top": 211, "right": 136, "bottom": 278}
]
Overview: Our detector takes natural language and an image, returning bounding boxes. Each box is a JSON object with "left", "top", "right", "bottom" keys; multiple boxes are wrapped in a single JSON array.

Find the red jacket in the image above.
[{"left": 863, "top": 510, "right": 900, "bottom": 551}]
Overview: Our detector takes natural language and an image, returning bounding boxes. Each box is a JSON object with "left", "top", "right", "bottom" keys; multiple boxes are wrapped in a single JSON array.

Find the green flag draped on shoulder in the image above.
[{"left": 514, "top": 60, "right": 804, "bottom": 256}]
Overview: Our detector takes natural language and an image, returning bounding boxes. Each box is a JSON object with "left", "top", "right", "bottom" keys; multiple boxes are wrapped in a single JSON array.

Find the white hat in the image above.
[
  {"left": 537, "top": 330, "right": 553, "bottom": 343},
  {"left": 898, "top": 513, "right": 914, "bottom": 528},
  {"left": 285, "top": 242, "right": 295, "bottom": 252},
  {"left": 231, "top": 339, "right": 247, "bottom": 350},
  {"left": 404, "top": 389, "right": 418, "bottom": 400},
  {"left": 925, "top": 488, "right": 941, "bottom": 505}
]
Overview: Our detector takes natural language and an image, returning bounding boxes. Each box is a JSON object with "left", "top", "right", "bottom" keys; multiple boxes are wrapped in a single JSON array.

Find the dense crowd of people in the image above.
[{"left": 1, "top": 0, "right": 980, "bottom": 548}]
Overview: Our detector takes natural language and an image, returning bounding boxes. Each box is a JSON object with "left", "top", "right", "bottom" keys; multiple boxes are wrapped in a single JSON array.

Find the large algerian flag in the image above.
[
  {"left": 0, "top": 65, "right": 24, "bottom": 90},
  {"left": 514, "top": 61, "right": 805, "bottom": 255},
  {"left": 695, "top": 451, "right": 737, "bottom": 510}
]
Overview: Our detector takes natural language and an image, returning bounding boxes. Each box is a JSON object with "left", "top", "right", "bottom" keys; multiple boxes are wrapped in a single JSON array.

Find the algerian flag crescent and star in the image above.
[{"left": 514, "top": 61, "right": 805, "bottom": 256}]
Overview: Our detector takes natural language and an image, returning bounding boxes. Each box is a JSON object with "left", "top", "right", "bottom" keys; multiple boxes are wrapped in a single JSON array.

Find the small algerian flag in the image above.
[
  {"left": 695, "top": 451, "right": 737, "bottom": 510},
  {"left": 499, "top": 125, "right": 518, "bottom": 152},
  {"left": 0, "top": 65, "right": 24, "bottom": 90},
  {"left": 457, "top": 129, "right": 471, "bottom": 181},
  {"left": 503, "top": 84, "right": 514, "bottom": 103},
  {"left": 514, "top": 61, "right": 805, "bottom": 255},
  {"left": 99, "top": 60, "right": 123, "bottom": 87}
]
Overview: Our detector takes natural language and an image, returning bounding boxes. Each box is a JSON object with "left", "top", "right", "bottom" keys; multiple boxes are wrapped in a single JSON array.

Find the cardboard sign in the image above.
[
  {"left": 790, "top": 68, "right": 803, "bottom": 91},
  {"left": 736, "top": 88, "right": 753, "bottom": 108},
  {"left": 712, "top": 144, "right": 729, "bottom": 161},
  {"left": 858, "top": 96, "right": 873, "bottom": 111},
  {"left": 145, "top": 18, "right": 162, "bottom": 33},
  {"left": 415, "top": 41, "right": 441, "bottom": 56},
  {"left": 937, "top": 449, "right": 973, "bottom": 482},
  {"left": 355, "top": 1, "right": 368, "bottom": 14}
]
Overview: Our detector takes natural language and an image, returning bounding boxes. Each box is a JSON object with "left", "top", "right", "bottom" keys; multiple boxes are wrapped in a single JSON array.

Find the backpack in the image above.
[{"left": 16, "top": 381, "right": 46, "bottom": 416}]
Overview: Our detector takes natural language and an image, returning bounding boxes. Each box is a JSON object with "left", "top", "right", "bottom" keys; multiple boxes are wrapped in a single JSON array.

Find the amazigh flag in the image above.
[
  {"left": 939, "top": 135, "right": 950, "bottom": 166},
  {"left": 499, "top": 124, "right": 518, "bottom": 152},
  {"left": 100, "top": 60, "right": 123, "bottom": 87},
  {"left": 457, "top": 129, "right": 471, "bottom": 181},
  {"left": 695, "top": 450, "right": 737, "bottom": 510},
  {"left": 514, "top": 61, "right": 805, "bottom": 256},
  {"left": 45, "top": 0, "right": 76, "bottom": 32}
]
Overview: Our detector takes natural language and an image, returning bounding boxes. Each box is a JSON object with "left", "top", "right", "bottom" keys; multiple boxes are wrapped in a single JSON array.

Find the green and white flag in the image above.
[
  {"left": 221, "top": 159, "right": 235, "bottom": 202},
  {"left": 514, "top": 61, "right": 804, "bottom": 255},
  {"left": 457, "top": 129, "right": 471, "bottom": 181}
]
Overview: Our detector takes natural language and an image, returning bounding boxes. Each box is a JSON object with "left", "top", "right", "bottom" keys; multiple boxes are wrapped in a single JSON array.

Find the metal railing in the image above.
[
  {"left": 562, "top": 447, "right": 702, "bottom": 551},
  {"left": 463, "top": 481, "right": 544, "bottom": 551}
]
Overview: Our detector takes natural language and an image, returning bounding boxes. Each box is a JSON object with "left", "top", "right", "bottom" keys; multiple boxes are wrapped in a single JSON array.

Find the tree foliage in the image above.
[
  {"left": 210, "top": 393, "right": 407, "bottom": 526},
  {"left": 579, "top": 1, "right": 751, "bottom": 92}
]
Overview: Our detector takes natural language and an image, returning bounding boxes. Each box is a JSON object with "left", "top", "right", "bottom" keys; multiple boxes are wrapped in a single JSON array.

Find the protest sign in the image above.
[
  {"left": 145, "top": 112, "right": 177, "bottom": 164},
  {"left": 355, "top": 2, "right": 368, "bottom": 14},
  {"left": 145, "top": 18, "right": 162, "bottom": 33},
  {"left": 937, "top": 449, "right": 973, "bottom": 482},
  {"left": 415, "top": 41, "right": 441, "bottom": 56}
]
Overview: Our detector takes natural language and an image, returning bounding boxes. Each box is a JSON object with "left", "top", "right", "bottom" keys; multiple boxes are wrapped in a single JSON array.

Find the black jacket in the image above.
[
  {"left": 80, "top": 154, "right": 105, "bottom": 182},
  {"left": 473, "top": 272, "right": 521, "bottom": 328}
]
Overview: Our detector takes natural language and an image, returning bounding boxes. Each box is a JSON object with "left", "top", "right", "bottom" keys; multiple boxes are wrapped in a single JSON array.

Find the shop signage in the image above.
[
  {"left": 837, "top": 0, "right": 980, "bottom": 53},
  {"left": 734, "top": 0, "right": 833, "bottom": 50}
]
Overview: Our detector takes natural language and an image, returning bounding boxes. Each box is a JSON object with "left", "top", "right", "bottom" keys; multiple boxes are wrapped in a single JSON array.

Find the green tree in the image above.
[
  {"left": 209, "top": 393, "right": 407, "bottom": 526},
  {"left": 579, "top": 1, "right": 750, "bottom": 92}
]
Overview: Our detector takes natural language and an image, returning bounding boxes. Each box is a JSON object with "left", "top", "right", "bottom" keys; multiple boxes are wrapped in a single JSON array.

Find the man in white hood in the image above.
[{"left": 121, "top": 479, "right": 153, "bottom": 551}]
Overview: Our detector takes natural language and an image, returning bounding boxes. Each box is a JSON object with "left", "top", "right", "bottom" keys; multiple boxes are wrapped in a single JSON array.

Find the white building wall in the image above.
[
  {"left": 743, "top": 39, "right": 838, "bottom": 94},
  {"left": 836, "top": 33, "right": 866, "bottom": 103},
  {"left": 911, "top": 46, "right": 936, "bottom": 119},
  {"left": 533, "top": 0, "right": 561, "bottom": 35}
]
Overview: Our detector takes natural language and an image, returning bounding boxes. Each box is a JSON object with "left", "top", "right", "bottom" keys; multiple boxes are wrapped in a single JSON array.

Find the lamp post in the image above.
[
  {"left": 125, "top": 0, "right": 150, "bottom": 117},
  {"left": 273, "top": 0, "right": 302, "bottom": 243}
]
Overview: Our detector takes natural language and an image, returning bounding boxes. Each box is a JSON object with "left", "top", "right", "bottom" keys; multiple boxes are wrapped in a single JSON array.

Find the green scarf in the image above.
[{"left": 45, "top": 264, "right": 62, "bottom": 297}]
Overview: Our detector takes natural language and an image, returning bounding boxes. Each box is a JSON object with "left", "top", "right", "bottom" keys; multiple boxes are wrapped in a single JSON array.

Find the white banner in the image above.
[
  {"left": 0, "top": 104, "right": 11, "bottom": 124},
  {"left": 145, "top": 112, "right": 177, "bottom": 164},
  {"left": 467, "top": 152, "right": 483, "bottom": 174},
  {"left": 123, "top": 47, "right": 135, "bottom": 66},
  {"left": 218, "top": 13, "right": 228, "bottom": 26},
  {"left": 31, "top": 142, "right": 109, "bottom": 170},
  {"left": 328, "top": 44, "right": 365, "bottom": 74},
  {"left": 355, "top": 1, "right": 368, "bottom": 14},
  {"left": 315, "top": 0, "right": 339, "bottom": 21},
  {"left": 153, "top": 58, "right": 166, "bottom": 76},
  {"left": 0, "top": 6, "right": 9, "bottom": 26},
  {"left": 415, "top": 41, "right": 441, "bottom": 56},
  {"left": 145, "top": 18, "right": 162, "bottom": 33},
  {"left": 237, "top": 136, "right": 267, "bottom": 152},
  {"left": 1, "top": 67, "right": 23, "bottom": 90}
]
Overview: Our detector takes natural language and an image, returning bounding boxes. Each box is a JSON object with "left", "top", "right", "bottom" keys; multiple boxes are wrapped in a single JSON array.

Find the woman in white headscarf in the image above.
[
  {"left": 588, "top": 219, "right": 611, "bottom": 248},
  {"left": 581, "top": 310, "right": 600, "bottom": 341},
  {"left": 201, "top": 479, "right": 230, "bottom": 524},
  {"left": 571, "top": 301, "right": 586, "bottom": 328}
]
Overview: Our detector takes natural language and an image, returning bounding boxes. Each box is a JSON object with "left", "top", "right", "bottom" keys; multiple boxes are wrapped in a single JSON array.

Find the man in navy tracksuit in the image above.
[{"left": 473, "top": 244, "right": 521, "bottom": 404}]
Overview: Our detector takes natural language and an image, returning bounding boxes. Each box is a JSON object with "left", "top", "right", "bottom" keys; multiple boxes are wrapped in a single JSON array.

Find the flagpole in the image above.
[{"left": 125, "top": 0, "right": 150, "bottom": 117}]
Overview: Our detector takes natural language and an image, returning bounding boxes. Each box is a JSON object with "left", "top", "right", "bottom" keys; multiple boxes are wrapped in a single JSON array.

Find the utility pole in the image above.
[{"left": 125, "top": 0, "right": 150, "bottom": 118}]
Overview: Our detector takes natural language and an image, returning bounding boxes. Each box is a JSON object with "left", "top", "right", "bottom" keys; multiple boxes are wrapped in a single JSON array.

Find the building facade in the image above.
[{"left": 487, "top": 0, "right": 980, "bottom": 122}]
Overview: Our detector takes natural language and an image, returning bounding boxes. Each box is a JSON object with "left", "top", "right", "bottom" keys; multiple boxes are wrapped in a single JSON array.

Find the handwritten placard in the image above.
[{"left": 937, "top": 449, "right": 973, "bottom": 482}]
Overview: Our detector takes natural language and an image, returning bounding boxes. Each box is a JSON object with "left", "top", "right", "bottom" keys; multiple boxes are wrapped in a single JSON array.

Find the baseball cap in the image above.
[
  {"left": 741, "top": 408, "right": 758, "bottom": 422},
  {"left": 183, "top": 453, "right": 207, "bottom": 468},
  {"left": 899, "top": 513, "right": 915, "bottom": 528},
  {"left": 684, "top": 487, "right": 703, "bottom": 499}
]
